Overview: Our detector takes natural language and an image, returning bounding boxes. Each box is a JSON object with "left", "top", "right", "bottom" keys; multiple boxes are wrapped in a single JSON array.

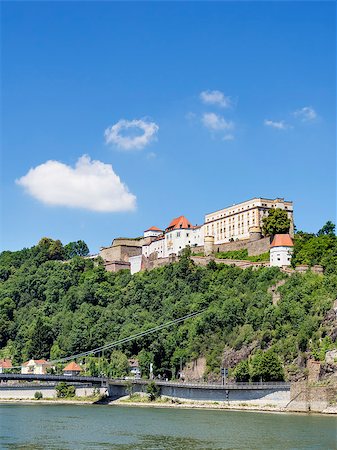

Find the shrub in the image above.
[
  {"left": 34, "top": 391, "right": 43, "bottom": 400},
  {"left": 146, "top": 381, "right": 160, "bottom": 401},
  {"left": 55, "top": 382, "right": 76, "bottom": 398}
]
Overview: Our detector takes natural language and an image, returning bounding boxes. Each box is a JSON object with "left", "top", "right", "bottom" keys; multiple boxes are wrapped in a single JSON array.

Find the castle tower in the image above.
[
  {"left": 270, "top": 234, "right": 294, "bottom": 267},
  {"left": 204, "top": 235, "right": 214, "bottom": 256}
]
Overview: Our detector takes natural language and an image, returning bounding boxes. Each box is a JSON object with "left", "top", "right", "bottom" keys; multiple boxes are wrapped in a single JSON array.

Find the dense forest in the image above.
[{"left": 0, "top": 224, "right": 336, "bottom": 382}]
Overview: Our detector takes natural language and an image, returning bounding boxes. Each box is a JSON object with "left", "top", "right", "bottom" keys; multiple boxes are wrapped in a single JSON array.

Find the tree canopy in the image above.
[
  {"left": 262, "top": 208, "right": 291, "bottom": 236},
  {"left": 0, "top": 230, "right": 336, "bottom": 381}
]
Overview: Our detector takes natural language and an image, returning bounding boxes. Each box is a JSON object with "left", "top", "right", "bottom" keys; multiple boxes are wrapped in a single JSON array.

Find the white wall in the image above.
[
  {"left": 270, "top": 246, "right": 293, "bottom": 267},
  {"left": 129, "top": 255, "right": 143, "bottom": 274},
  {"left": 164, "top": 227, "right": 204, "bottom": 257},
  {"left": 144, "top": 230, "right": 162, "bottom": 238}
]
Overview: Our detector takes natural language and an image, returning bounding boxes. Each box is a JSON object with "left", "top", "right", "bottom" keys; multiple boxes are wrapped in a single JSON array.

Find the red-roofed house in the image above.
[
  {"left": 63, "top": 361, "right": 82, "bottom": 376},
  {"left": 128, "top": 358, "right": 141, "bottom": 379},
  {"left": 21, "top": 359, "right": 49, "bottom": 375},
  {"left": 0, "top": 359, "right": 12, "bottom": 373},
  {"left": 141, "top": 215, "right": 204, "bottom": 261},
  {"left": 143, "top": 226, "right": 163, "bottom": 239},
  {"left": 270, "top": 234, "right": 294, "bottom": 267},
  {"left": 166, "top": 216, "right": 193, "bottom": 232}
]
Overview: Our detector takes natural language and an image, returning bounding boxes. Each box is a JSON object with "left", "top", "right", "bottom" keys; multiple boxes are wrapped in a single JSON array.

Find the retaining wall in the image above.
[
  {"left": 107, "top": 383, "right": 289, "bottom": 406},
  {"left": 0, "top": 384, "right": 106, "bottom": 399},
  {"left": 287, "top": 381, "right": 337, "bottom": 412}
]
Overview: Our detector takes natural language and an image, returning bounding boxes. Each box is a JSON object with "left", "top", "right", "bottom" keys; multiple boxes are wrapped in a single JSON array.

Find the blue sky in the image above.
[{"left": 1, "top": 1, "right": 336, "bottom": 253}]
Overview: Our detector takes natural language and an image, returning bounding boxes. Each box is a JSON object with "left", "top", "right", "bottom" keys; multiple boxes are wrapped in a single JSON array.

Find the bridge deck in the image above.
[{"left": 0, "top": 374, "right": 290, "bottom": 390}]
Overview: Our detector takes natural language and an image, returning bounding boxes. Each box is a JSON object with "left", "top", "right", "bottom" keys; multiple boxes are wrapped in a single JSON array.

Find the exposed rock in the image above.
[
  {"left": 268, "top": 279, "right": 286, "bottom": 305},
  {"left": 325, "top": 349, "right": 337, "bottom": 365},
  {"left": 182, "top": 357, "right": 206, "bottom": 381},
  {"left": 222, "top": 342, "right": 258, "bottom": 369}
]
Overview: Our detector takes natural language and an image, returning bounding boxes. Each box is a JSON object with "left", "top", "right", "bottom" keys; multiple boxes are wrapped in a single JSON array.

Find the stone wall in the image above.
[
  {"left": 142, "top": 254, "right": 178, "bottom": 271},
  {"left": 100, "top": 244, "right": 142, "bottom": 263},
  {"left": 247, "top": 237, "right": 271, "bottom": 256},
  {"left": 112, "top": 238, "right": 147, "bottom": 247},
  {"left": 287, "top": 381, "right": 337, "bottom": 412},
  {"left": 104, "top": 261, "right": 131, "bottom": 272},
  {"left": 193, "top": 236, "right": 270, "bottom": 257},
  {"left": 191, "top": 256, "right": 269, "bottom": 269}
]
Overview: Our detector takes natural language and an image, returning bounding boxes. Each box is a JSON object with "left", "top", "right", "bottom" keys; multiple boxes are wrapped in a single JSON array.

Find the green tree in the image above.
[
  {"left": 317, "top": 221, "right": 335, "bottom": 237},
  {"left": 26, "top": 317, "right": 54, "bottom": 360},
  {"left": 64, "top": 241, "right": 90, "bottom": 259},
  {"left": 250, "top": 350, "right": 284, "bottom": 382},
  {"left": 138, "top": 349, "right": 154, "bottom": 378},
  {"left": 146, "top": 381, "right": 160, "bottom": 401},
  {"left": 55, "top": 382, "right": 76, "bottom": 398},
  {"left": 109, "top": 351, "right": 129, "bottom": 378},
  {"left": 233, "top": 359, "right": 250, "bottom": 382},
  {"left": 262, "top": 209, "right": 290, "bottom": 236},
  {"left": 48, "top": 240, "right": 65, "bottom": 260}
]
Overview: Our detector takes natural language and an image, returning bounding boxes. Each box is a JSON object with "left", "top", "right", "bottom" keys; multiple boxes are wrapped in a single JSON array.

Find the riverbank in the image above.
[
  {"left": 111, "top": 395, "right": 337, "bottom": 415},
  {"left": 1, "top": 396, "right": 336, "bottom": 415},
  {"left": 0, "top": 397, "right": 99, "bottom": 405}
]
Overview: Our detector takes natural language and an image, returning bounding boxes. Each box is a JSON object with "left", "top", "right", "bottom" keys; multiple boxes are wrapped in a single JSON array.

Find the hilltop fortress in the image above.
[{"left": 99, "top": 197, "right": 295, "bottom": 274}]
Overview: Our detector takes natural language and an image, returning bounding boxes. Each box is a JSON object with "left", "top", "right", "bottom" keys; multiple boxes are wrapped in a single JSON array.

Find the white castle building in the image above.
[
  {"left": 204, "top": 197, "right": 293, "bottom": 244},
  {"left": 142, "top": 217, "right": 204, "bottom": 259},
  {"left": 101, "top": 197, "right": 294, "bottom": 274}
]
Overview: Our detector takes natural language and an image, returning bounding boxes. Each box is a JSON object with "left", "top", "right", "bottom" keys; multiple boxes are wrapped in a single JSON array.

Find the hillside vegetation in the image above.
[{"left": 0, "top": 225, "right": 336, "bottom": 381}]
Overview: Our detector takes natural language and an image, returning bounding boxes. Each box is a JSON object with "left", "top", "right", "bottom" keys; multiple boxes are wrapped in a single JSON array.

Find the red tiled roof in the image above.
[
  {"left": 270, "top": 234, "right": 294, "bottom": 248},
  {"left": 63, "top": 361, "right": 82, "bottom": 372},
  {"left": 144, "top": 226, "right": 162, "bottom": 232},
  {"left": 166, "top": 216, "right": 193, "bottom": 231},
  {"left": 0, "top": 359, "right": 12, "bottom": 369},
  {"left": 22, "top": 359, "right": 47, "bottom": 366}
]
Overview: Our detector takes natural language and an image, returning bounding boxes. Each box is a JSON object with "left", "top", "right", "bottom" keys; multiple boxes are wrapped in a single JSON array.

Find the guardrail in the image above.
[{"left": 132, "top": 379, "right": 290, "bottom": 390}]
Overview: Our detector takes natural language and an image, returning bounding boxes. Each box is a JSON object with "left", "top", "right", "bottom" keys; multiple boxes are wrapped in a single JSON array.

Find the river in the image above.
[{"left": 0, "top": 404, "right": 336, "bottom": 449}]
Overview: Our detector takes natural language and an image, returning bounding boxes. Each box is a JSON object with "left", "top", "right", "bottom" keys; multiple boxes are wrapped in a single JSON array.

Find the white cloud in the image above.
[
  {"left": 200, "top": 90, "right": 231, "bottom": 108},
  {"left": 293, "top": 106, "right": 317, "bottom": 122},
  {"left": 264, "top": 119, "right": 289, "bottom": 130},
  {"left": 202, "top": 113, "right": 234, "bottom": 131},
  {"left": 104, "top": 119, "right": 159, "bottom": 150},
  {"left": 16, "top": 155, "right": 136, "bottom": 212}
]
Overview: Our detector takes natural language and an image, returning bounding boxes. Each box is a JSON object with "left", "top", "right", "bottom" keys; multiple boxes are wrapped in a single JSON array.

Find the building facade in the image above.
[
  {"left": 142, "top": 216, "right": 204, "bottom": 259},
  {"left": 101, "top": 196, "right": 294, "bottom": 274},
  {"left": 21, "top": 359, "right": 49, "bottom": 375},
  {"left": 204, "top": 197, "right": 293, "bottom": 244}
]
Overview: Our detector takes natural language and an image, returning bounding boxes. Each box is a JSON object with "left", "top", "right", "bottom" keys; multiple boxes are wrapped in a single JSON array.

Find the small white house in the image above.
[
  {"left": 128, "top": 359, "right": 141, "bottom": 379},
  {"left": 143, "top": 226, "right": 163, "bottom": 239},
  {"left": 63, "top": 361, "right": 82, "bottom": 376},
  {"left": 21, "top": 359, "right": 49, "bottom": 375},
  {"left": 270, "top": 234, "right": 294, "bottom": 267}
]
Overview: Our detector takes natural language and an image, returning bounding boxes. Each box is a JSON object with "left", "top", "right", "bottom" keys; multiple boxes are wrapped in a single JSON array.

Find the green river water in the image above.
[{"left": 0, "top": 404, "right": 336, "bottom": 449}]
